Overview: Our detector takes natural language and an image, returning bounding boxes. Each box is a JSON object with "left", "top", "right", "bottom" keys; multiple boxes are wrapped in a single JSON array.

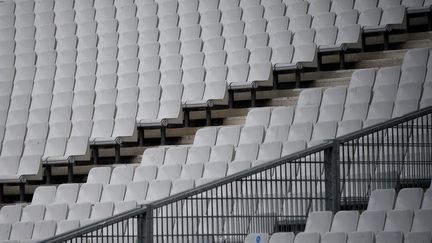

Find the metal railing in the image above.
[{"left": 45, "top": 107, "right": 432, "bottom": 243}]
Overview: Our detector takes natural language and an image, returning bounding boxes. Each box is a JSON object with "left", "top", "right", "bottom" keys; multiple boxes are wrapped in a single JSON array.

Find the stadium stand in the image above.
[{"left": 0, "top": 0, "right": 430, "bottom": 242}]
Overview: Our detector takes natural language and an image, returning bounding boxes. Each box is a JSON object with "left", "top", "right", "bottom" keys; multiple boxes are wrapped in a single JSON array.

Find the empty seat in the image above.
[
  {"left": 354, "top": 0, "right": 378, "bottom": 12},
  {"left": 216, "top": 126, "right": 241, "bottom": 146},
  {"left": 224, "top": 20, "right": 248, "bottom": 38},
  {"left": 357, "top": 210, "right": 386, "bottom": 233},
  {"left": 321, "top": 233, "right": 347, "bottom": 243},
  {"left": 331, "top": 0, "right": 355, "bottom": 14},
  {"left": 293, "top": 106, "right": 319, "bottom": 124},
  {"left": 244, "top": 233, "right": 269, "bottom": 243},
  {"left": 219, "top": 0, "right": 239, "bottom": 10},
  {"left": 269, "top": 30, "right": 292, "bottom": 49},
  {"left": 44, "top": 204, "right": 68, "bottom": 221},
  {"left": 286, "top": 1, "right": 309, "bottom": 18},
  {"left": 193, "top": 127, "right": 218, "bottom": 146},
  {"left": 226, "top": 63, "right": 250, "bottom": 86},
  {"left": 99, "top": 184, "right": 126, "bottom": 203},
  {"left": 392, "top": 99, "right": 419, "bottom": 118},
  {"left": 305, "top": 211, "right": 333, "bottom": 233},
  {"left": 200, "top": 10, "right": 221, "bottom": 26},
  {"left": 309, "top": 121, "right": 338, "bottom": 146},
  {"left": 178, "top": 0, "right": 198, "bottom": 14},
  {"left": 141, "top": 147, "right": 166, "bottom": 166},
  {"left": 331, "top": 211, "right": 359, "bottom": 233},
  {"left": 170, "top": 178, "right": 195, "bottom": 195},
  {"left": 294, "top": 232, "right": 320, "bottom": 243},
  {"left": 179, "top": 12, "right": 200, "bottom": 27},
  {"left": 411, "top": 209, "right": 432, "bottom": 232},
  {"left": 0, "top": 223, "right": 11, "bottom": 241},
  {"left": 221, "top": 7, "right": 242, "bottom": 24},
  {"left": 402, "top": 48, "right": 429, "bottom": 70},
  {"left": 109, "top": 166, "right": 134, "bottom": 185},
  {"left": 364, "top": 101, "right": 394, "bottom": 127},
  {"left": 201, "top": 23, "right": 223, "bottom": 41},
  {"left": 133, "top": 165, "right": 157, "bottom": 182},
  {"left": 366, "top": 6, "right": 406, "bottom": 32},
  {"left": 288, "top": 15, "right": 312, "bottom": 33},
  {"left": 144, "top": 180, "right": 171, "bottom": 203},
  {"left": 233, "top": 143, "right": 259, "bottom": 162},
  {"left": 335, "top": 10, "right": 359, "bottom": 28},
  {"left": 86, "top": 167, "right": 111, "bottom": 184},
  {"left": 421, "top": 83, "right": 432, "bottom": 108},
  {"left": 164, "top": 146, "right": 188, "bottom": 165},
  {"left": 297, "top": 88, "right": 322, "bottom": 108},
  {"left": 394, "top": 188, "right": 423, "bottom": 210},
  {"left": 123, "top": 181, "right": 149, "bottom": 205},
  {"left": 265, "top": 124, "right": 290, "bottom": 143},
  {"left": 30, "top": 220, "right": 56, "bottom": 241},
  {"left": 343, "top": 102, "right": 369, "bottom": 122},
  {"left": 209, "top": 145, "right": 234, "bottom": 163},
  {"left": 368, "top": 189, "right": 396, "bottom": 211},
  {"left": 76, "top": 183, "right": 103, "bottom": 204},
  {"left": 227, "top": 161, "right": 251, "bottom": 175},
  {"left": 384, "top": 209, "right": 414, "bottom": 233},
  {"left": 185, "top": 146, "right": 211, "bottom": 164},
  {"left": 399, "top": 66, "right": 427, "bottom": 85},
  {"left": 223, "top": 35, "right": 246, "bottom": 53},
  {"left": 308, "top": 0, "right": 331, "bottom": 16},
  {"left": 157, "top": 164, "right": 182, "bottom": 180},
  {"left": 396, "top": 83, "right": 423, "bottom": 103},
  {"left": 21, "top": 205, "right": 45, "bottom": 222},
  {"left": 282, "top": 140, "right": 307, "bottom": 156},
  {"left": 239, "top": 125, "right": 265, "bottom": 145},
  {"left": 319, "top": 103, "right": 344, "bottom": 122},
  {"left": 81, "top": 202, "right": 114, "bottom": 225},
  {"left": 422, "top": 189, "right": 432, "bottom": 209},
  {"left": 376, "top": 231, "right": 404, "bottom": 243},
  {"left": 292, "top": 28, "right": 315, "bottom": 46},
  {"left": 348, "top": 69, "right": 376, "bottom": 89},
  {"left": 198, "top": 161, "right": 228, "bottom": 184},
  {"left": 54, "top": 183, "right": 79, "bottom": 204},
  {"left": 405, "top": 232, "right": 432, "bottom": 243},
  {"left": 31, "top": 186, "right": 56, "bottom": 205},
  {"left": 0, "top": 205, "right": 22, "bottom": 224},
  {"left": 244, "top": 108, "right": 271, "bottom": 128},
  {"left": 374, "top": 66, "right": 401, "bottom": 89},
  {"left": 287, "top": 122, "right": 313, "bottom": 143},
  {"left": 254, "top": 141, "right": 282, "bottom": 163},
  {"left": 358, "top": 8, "right": 382, "bottom": 28},
  {"left": 8, "top": 221, "right": 34, "bottom": 242},
  {"left": 337, "top": 119, "right": 362, "bottom": 137}
]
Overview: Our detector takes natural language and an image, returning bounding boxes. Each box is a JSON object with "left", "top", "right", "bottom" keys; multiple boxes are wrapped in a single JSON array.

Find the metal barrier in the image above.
[{"left": 45, "top": 107, "right": 432, "bottom": 243}]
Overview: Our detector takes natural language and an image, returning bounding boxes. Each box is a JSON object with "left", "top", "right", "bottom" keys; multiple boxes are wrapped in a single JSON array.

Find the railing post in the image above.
[
  {"left": 324, "top": 140, "right": 340, "bottom": 213},
  {"left": 138, "top": 206, "right": 153, "bottom": 243}
]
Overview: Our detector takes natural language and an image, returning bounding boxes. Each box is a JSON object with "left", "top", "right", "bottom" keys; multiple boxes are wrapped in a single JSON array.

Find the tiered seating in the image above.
[
  {"left": 4, "top": 47, "right": 418, "bottom": 239},
  {"left": 244, "top": 188, "right": 432, "bottom": 243},
  {"left": 0, "top": 0, "right": 426, "bottom": 191}
]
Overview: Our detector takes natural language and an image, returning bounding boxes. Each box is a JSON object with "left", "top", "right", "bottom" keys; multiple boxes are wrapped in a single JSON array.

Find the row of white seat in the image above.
[
  {"left": 246, "top": 231, "right": 430, "bottom": 243},
  {"left": 245, "top": 188, "right": 432, "bottom": 243},
  {"left": 20, "top": 182, "right": 432, "bottom": 241},
  {"left": 246, "top": 211, "right": 431, "bottom": 243},
  {"left": 0, "top": 200, "right": 137, "bottom": 242}
]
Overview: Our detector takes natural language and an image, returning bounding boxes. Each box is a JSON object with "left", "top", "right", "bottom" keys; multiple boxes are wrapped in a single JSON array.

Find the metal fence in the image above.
[{"left": 45, "top": 107, "right": 432, "bottom": 243}]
